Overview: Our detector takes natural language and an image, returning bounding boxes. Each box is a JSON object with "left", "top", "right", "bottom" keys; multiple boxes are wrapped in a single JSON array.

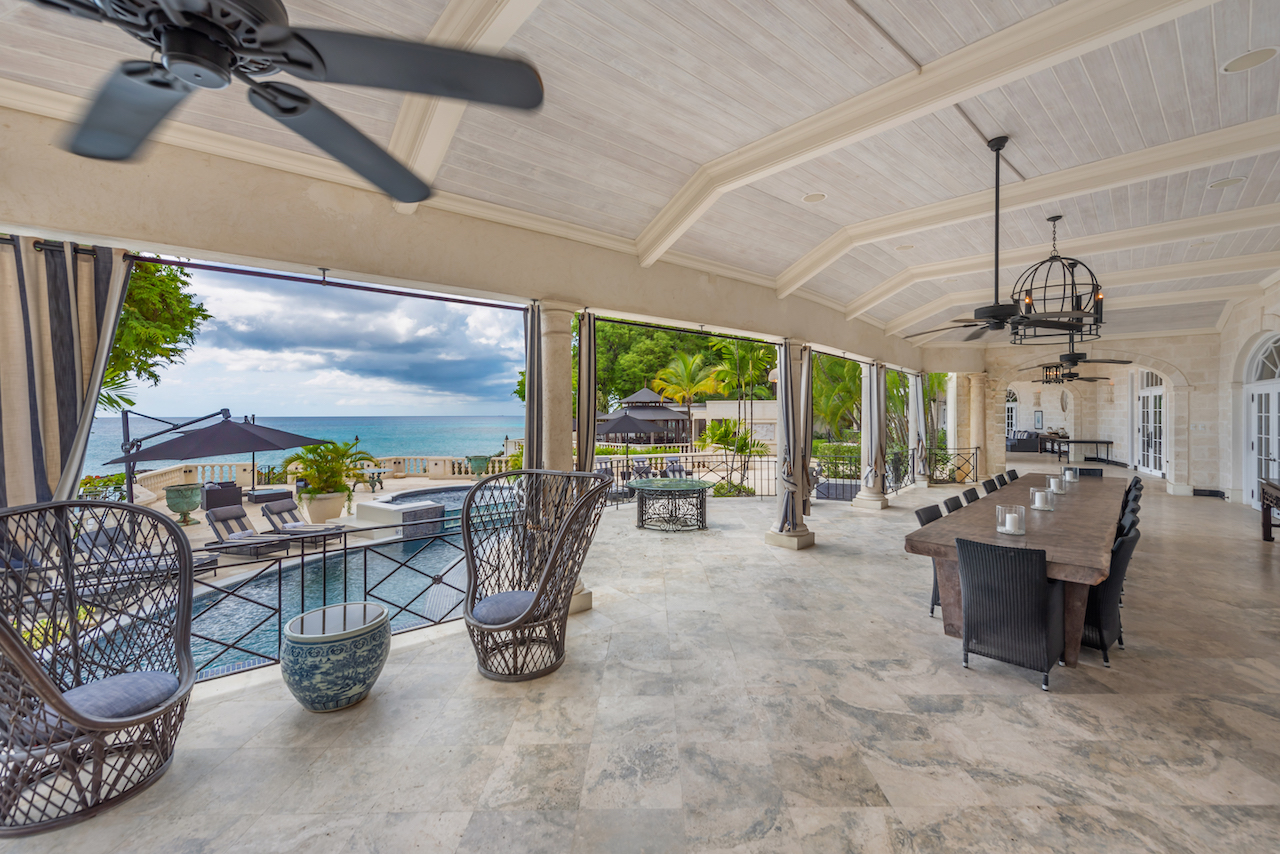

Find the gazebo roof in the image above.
[
  {"left": 619, "top": 388, "right": 671, "bottom": 406},
  {"left": 601, "top": 405, "right": 687, "bottom": 422}
]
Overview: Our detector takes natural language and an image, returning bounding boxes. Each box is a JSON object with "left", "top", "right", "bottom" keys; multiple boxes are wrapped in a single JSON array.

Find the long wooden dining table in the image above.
[{"left": 904, "top": 474, "right": 1128, "bottom": 667}]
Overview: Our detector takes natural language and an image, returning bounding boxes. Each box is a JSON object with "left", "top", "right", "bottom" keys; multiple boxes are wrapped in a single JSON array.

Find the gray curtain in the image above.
[
  {"left": 911, "top": 373, "right": 929, "bottom": 478},
  {"left": 773, "top": 340, "right": 812, "bottom": 534},
  {"left": 863, "top": 361, "right": 887, "bottom": 494},
  {"left": 523, "top": 302, "right": 543, "bottom": 471},
  {"left": 0, "top": 237, "right": 131, "bottom": 508},
  {"left": 575, "top": 311, "right": 597, "bottom": 473}
]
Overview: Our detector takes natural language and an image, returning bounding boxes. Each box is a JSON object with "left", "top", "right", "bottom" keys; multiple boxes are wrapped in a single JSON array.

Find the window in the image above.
[
  {"left": 1140, "top": 370, "right": 1163, "bottom": 390},
  {"left": 1253, "top": 338, "right": 1280, "bottom": 382}
]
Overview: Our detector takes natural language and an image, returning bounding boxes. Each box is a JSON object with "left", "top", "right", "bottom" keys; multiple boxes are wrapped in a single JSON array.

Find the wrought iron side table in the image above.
[{"left": 631, "top": 478, "right": 713, "bottom": 531}]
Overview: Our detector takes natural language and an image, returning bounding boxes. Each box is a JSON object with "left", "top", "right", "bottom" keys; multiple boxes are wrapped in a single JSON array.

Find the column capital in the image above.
[{"left": 536, "top": 299, "right": 581, "bottom": 315}]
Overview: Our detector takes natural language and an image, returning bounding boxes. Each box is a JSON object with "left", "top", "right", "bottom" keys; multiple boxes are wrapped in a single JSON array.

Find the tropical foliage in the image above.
[
  {"left": 282, "top": 440, "right": 378, "bottom": 508},
  {"left": 652, "top": 352, "right": 719, "bottom": 440}
]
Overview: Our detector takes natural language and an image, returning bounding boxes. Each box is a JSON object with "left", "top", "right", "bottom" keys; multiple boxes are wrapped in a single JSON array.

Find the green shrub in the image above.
[{"left": 713, "top": 481, "right": 756, "bottom": 498}]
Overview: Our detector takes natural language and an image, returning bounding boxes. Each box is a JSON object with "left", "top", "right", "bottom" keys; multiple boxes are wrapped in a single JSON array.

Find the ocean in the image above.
[{"left": 84, "top": 414, "right": 525, "bottom": 475}]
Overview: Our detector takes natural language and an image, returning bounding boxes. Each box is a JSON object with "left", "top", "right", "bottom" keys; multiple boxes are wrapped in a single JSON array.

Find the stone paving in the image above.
[{"left": 4, "top": 458, "right": 1279, "bottom": 852}]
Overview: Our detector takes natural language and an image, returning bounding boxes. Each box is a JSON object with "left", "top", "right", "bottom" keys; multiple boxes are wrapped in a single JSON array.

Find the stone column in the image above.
[
  {"left": 968, "top": 373, "right": 988, "bottom": 478},
  {"left": 853, "top": 362, "right": 889, "bottom": 509},
  {"left": 539, "top": 304, "right": 575, "bottom": 472},
  {"left": 539, "top": 303, "right": 591, "bottom": 611}
]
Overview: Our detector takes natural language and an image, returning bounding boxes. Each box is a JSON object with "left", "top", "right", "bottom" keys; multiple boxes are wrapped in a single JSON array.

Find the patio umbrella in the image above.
[
  {"left": 597, "top": 411, "right": 656, "bottom": 468},
  {"left": 107, "top": 416, "right": 331, "bottom": 465}
]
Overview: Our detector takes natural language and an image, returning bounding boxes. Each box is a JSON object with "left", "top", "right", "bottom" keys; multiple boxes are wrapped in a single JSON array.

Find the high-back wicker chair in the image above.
[
  {"left": 0, "top": 501, "right": 194, "bottom": 835},
  {"left": 1083, "top": 529, "right": 1140, "bottom": 666},
  {"left": 914, "top": 505, "right": 943, "bottom": 618},
  {"left": 462, "top": 470, "right": 610, "bottom": 681}
]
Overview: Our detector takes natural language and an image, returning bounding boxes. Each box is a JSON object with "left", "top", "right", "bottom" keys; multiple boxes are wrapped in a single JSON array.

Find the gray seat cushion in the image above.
[
  {"left": 472, "top": 590, "right": 535, "bottom": 625},
  {"left": 62, "top": 671, "right": 179, "bottom": 719}
]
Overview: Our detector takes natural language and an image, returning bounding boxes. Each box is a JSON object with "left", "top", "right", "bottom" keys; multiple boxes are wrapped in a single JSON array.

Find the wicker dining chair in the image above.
[
  {"left": 1078, "top": 468, "right": 1104, "bottom": 477},
  {"left": 914, "top": 506, "right": 944, "bottom": 617},
  {"left": 994, "top": 474, "right": 1008, "bottom": 488},
  {"left": 1082, "top": 529, "right": 1141, "bottom": 666},
  {"left": 0, "top": 501, "right": 195, "bottom": 835},
  {"left": 955, "top": 538, "right": 1064, "bottom": 691},
  {"left": 462, "top": 470, "right": 611, "bottom": 681},
  {"left": 982, "top": 479, "right": 999, "bottom": 495},
  {"left": 962, "top": 488, "right": 980, "bottom": 504},
  {"left": 943, "top": 496, "right": 963, "bottom": 514}
]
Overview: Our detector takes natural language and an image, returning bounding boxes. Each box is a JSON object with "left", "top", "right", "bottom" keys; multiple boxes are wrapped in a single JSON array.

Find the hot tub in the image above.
[{"left": 355, "top": 485, "right": 471, "bottom": 537}]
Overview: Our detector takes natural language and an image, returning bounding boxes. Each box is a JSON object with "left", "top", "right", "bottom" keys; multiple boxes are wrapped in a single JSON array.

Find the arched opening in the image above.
[
  {"left": 1242, "top": 335, "right": 1280, "bottom": 509},
  {"left": 1136, "top": 370, "right": 1166, "bottom": 477}
]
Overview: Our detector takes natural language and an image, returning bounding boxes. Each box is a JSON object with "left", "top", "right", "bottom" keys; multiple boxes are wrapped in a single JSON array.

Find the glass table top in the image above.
[{"left": 629, "top": 478, "right": 713, "bottom": 491}]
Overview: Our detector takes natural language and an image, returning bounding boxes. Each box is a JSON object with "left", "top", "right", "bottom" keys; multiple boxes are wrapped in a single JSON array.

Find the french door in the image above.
[
  {"left": 1137, "top": 382, "right": 1164, "bottom": 476},
  {"left": 1248, "top": 383, "right": 1280, "bottom": 508}
]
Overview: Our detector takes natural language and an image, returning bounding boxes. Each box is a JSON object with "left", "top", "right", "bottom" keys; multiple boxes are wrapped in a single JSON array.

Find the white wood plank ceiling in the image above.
[{"left": 1, "top": 0, "right": 1278, "bottom": 341}]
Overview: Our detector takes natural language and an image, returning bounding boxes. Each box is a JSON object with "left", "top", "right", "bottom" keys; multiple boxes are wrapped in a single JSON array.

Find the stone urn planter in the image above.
[
  {"left": 466, "top": 455, "right": 494, "bottom": 480},
  {"left": 281, "top": 602, "right": 391, "bottom": 712},
  {"left": 302, "top": 491, "right": 346, "bottom": 524},
  {"left": 163, "top": 483, "right": 202, "bottom": 526}
]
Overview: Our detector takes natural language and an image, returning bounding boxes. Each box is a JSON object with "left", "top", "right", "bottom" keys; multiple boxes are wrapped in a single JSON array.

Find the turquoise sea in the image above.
[{"left": 85, "top": 415, "right": 525, "bottom": 475}]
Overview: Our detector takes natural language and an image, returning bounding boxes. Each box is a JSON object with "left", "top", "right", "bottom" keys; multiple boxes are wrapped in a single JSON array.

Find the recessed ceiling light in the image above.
[
  {"left": 1209, "top": 176, "right": 1246, "bottom": 189},
  {"left": 802, "top": 193, "right": 827, "bottom": 203},
  {"left": 895, "top": 244, "right": 914, "bottom": 251},
  {"left": 1222, "top": 47, "right": 1278, "bottom": 73}
]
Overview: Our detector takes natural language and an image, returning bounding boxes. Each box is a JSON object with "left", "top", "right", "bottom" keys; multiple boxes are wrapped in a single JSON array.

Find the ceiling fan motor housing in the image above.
[{"left": 161, "top": 28, "right": 233, "bottom": 88}]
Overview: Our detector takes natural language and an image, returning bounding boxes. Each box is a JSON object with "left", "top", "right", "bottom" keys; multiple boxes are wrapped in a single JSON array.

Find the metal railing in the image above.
[
  {"left": 592, "top": 451, "right": 777, "bottom": 505},
  {"left": 883, "top": 448, "right": 916, "bottom": 495},
  {"left": 191, "top": 521, "right": 466, "bottom": 681},
  {"left": 923, "top": 447, "right": 980, "bottom": 484}
]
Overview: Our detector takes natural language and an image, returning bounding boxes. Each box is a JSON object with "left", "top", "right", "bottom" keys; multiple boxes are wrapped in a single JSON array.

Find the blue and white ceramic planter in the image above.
[{"left": 281, "top": 602, "right": 391, "bottom": 712}]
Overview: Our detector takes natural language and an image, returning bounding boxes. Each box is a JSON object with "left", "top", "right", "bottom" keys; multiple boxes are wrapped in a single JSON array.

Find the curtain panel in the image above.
[
  {"left": 523, "top": 302, "right": 544, "bottom": 471},
  {"left": 575, "top": 311, "right": 597, "bottom": 474},
  {"left": 864, "top": 361, "right": 887, "bottom": 493},
  {"left": 773, "top": 340, "right": 812, "bottom": 534},
  {"left": 911, "top": 373, "right": 929, "bottom": 478},
  {"left": 0, "top": 237, "right": 131, "bottom": 508}
]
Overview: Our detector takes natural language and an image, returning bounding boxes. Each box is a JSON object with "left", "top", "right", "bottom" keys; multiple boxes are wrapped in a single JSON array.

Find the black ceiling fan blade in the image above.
[
  {"left": 1081, "top": 358, "right": 1132, "bottom": 365},
  {"left": 963, "top": 325, "right": 992, "bottom": 342},
  {"left": 286, "top": 29, "right": 544, "bottom": 109},
  {"left": 1019, "top": 318, "right": 1084, "bottom": 332},
  {"left": 68, "top": 61, "right": 194, "bottom": 160},
  {"left": 903, "top": 323, "right": 980, "bottom": 339},
  {"left": 1071, "top": 377, "right": 1109, "bottom": 382},
  {"left": 248, "top": 82, "right": 430, "bottom": 203}
]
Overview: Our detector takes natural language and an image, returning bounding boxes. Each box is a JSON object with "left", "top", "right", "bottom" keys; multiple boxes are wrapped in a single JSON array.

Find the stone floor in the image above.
[{"left": 5, "top": 459, "right": 1279, "bottom": 852}]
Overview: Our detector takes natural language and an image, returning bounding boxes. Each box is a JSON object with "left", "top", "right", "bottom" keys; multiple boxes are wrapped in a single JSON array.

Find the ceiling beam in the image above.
[
  {"left": 634, "top": 0, "right": 1216, "bottom": 268},
  {"left": 843, "top": 202, "right": 1280, "bottom": 320},
  {"left": 387, "top": 0, "right": 543, "bottom": 215},
  {"left": 776, "top": 114, "right": 1280, "bottom": 298},
  {"left": 886, "top": 252, "right": 1280, "bottom": 336}
]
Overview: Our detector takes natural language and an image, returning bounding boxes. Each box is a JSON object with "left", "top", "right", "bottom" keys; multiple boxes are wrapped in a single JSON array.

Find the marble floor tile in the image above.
[
  {"left": 594, "top": 695, "right": 678, "bottom": 742},
  {"left": 477, "top": 744, "right": 590, "bottom": 810},
  {"left": 505, "top": 697, "right": 598, "bottom": 745},
  {"left": 454, "top": 811, "right": 577, "bottom": 854},
  {"left": 769, "top": 742, "right": 890, "bottom": 808},
  {"left": 787, "top": 807, "right": 902, "bottom": 854},
  {"left": 570, "top": 809, "right": 686, "bottom": 854},
  {"left": 682, "top": 805, "right": 803, "bottom": 854},
  {"left": 341, "top": 811, "right": 472, "bottom": 854},
  {"left": 600, "top": 659, "right": 675, "bottom": 696},
  {"left": 678, "top": 741, "right": 784, "bottom": 811},
  {"left": 579, "top": 742, "right": 683, "bottom": 809}
]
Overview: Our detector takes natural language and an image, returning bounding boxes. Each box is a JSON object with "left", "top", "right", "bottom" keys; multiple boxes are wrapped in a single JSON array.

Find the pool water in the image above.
[
  {"left": 384, "top": 486, "right": 471, "bottom": 507},
  {"left": 191, "top": 534, "right": 468, "bottom": 678}
]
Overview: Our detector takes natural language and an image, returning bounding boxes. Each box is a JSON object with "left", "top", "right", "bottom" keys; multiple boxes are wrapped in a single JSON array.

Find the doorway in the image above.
[
  {"left": 1137, "top": 371, "right": 1164, "bottom": 477},
  {"left": 1244, "top": 338, "right": 1280, "bottom": 508}
]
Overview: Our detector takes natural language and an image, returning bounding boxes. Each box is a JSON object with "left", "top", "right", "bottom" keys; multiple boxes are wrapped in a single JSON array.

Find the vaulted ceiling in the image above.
[{"left": 1, "top": 0, "right": 1277, "bottom": 345}]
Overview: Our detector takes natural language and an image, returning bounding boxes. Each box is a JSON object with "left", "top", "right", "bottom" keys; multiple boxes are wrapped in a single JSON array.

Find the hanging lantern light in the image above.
[{"left": 1010, "top": 216, "right": 1103, "bottom": 345}]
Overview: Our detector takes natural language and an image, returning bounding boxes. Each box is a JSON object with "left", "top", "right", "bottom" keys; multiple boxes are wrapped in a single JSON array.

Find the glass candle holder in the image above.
[
  {"left": 1047, "top": 475, "right": 1065, "bottom": 494},
  {"left": 1029, "top": 487, "right": 1054, "bottom": 511},
  {"left": 996, "top": 504, "right": 1026, "bottom": 535},
  {"left": 1061, "top": 466, "right": 1078, "bottom": 482}
]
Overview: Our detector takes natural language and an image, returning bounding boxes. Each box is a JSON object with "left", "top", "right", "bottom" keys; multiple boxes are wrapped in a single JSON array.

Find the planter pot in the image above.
[
  {"left": 281, "top": 602, "right": 391, "bottom": 712},
  {"left": 301, "top": 491, "right": 346, "bottom": 523},
  {"left": 163, "top": 483, "right": 202, "bottom": 525},
  {"left": 814, "top": 478, "right": 860, "bottom": 501},
  {"left": 466, "top": 455, "right": 494, "bottom": 479}
]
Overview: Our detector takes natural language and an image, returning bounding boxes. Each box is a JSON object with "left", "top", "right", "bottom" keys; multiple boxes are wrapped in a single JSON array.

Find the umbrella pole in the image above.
[{"left": 122, "top": 410, "right": 135, "bottom": 504}]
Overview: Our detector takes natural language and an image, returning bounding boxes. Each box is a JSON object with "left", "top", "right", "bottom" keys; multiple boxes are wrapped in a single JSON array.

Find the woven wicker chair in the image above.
[
  {"left": 955, "top": 538, "right": 1065, "bottom": 691},
  {"left": 1083, "top": 529, "right": 1140, "bottom": 666},
  {"left": 914, "top": 505, "right": 943, "bottom": 617},
  {"left": 0, "top": 501, "right": 194, "bottom": 835},
  {"left": 462, "top": 470, "right": 610, "bottom": 681}
]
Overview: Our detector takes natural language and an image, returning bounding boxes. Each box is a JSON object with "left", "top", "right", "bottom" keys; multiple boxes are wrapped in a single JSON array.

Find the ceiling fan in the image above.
[
  {"left": 904, "top": 137, "right": 1092, "bottom": 343},
  {"left": 1020, "top": 337, "right": 1131, "bottom": 383},
  {"left": 26, "top": 0, "right": 545, "bottom": 203}
]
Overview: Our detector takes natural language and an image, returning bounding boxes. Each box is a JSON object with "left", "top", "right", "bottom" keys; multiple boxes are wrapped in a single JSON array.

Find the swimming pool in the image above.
[{"left": 191, "top": 533, "right": 468, "bottom": 678}]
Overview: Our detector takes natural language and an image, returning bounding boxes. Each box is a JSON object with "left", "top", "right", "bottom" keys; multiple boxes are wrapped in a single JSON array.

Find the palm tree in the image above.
[
  {"left": 653, "top": 352, "right": 719, "bottom": 444},
  {"left": 812, "top": 354, "right": 861, "bottom": 440}
]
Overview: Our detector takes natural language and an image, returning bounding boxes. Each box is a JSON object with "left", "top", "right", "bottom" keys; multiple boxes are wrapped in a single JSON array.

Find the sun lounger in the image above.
[
  {"left": 204, "top": 505, "right": 289, "bottom": 557},
  {"left": 261, "top": 498, "right": 346, "bottom": 544}
]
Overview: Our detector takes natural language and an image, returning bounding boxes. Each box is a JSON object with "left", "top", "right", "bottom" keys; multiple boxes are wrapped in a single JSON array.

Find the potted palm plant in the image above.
[{"left": 282, "top": 440, "right": 378, "bottom": 524}]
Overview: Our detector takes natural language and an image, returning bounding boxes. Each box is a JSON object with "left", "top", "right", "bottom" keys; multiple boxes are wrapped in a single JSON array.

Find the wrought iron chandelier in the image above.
[{"left": 1009, "top": 215, "right": 1104, "bottom": 345}]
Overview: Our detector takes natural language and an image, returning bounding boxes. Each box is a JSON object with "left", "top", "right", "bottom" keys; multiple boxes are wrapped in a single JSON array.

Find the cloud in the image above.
[{"left": 124, "top": 268, "right": 527, "bottom": 417}]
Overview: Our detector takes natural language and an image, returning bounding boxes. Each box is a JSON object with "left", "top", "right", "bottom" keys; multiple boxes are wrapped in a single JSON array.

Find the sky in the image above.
[{"left": 120, "top": 266, "right": 528, "bottom": 418}]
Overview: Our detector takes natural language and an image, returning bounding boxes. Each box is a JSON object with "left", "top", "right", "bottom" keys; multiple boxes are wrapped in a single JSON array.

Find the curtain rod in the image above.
[{"left": 595, "top": 314, "right": 769, "bottom": 346}]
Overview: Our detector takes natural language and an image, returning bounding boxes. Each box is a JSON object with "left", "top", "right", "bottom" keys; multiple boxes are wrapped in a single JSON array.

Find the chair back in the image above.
[
  {"left": 1127, "top": 476, "right": 1142, "bottom": 494},
  {"left": 1085, "top": 529, "right": 1140, "bottom": 651},
  {"left": 954, "top": 538, "right": 1063, "bottom": 674},
  {"left": 982, "top": 479, "right": 998, "bottom": 495},
  {"left": 943, "top": 496, "right": 963, "bottom": 514},
  {"left": 994, "top": 474, "right": 1007, "bottom": 488},
  {"left": 1079, "top": 468, "right": 1103, "bottom": 477},
  {"left": 205, "top": 504, "right": 254, "bottom": 543},
  {"left": 1117, "top": 509, "right": 1139, "bottom": 537},
  {"left": 962, "top": 487, "right": 980, "bottom": 504},
  {"left": 1007, "top": 470, "right": 1019, "bottom": 481},
  {"left": 261, "top": 498, "right": 309, "bottom": 531},
  {"left": 0, "top": 500, "right": 194, "bottom": 711},
  {"left": 462, "top": 470, "right": 610, "bottom": 625},
  {"left": 914, "top": 504, "right": 943, "bottom": 527}
]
